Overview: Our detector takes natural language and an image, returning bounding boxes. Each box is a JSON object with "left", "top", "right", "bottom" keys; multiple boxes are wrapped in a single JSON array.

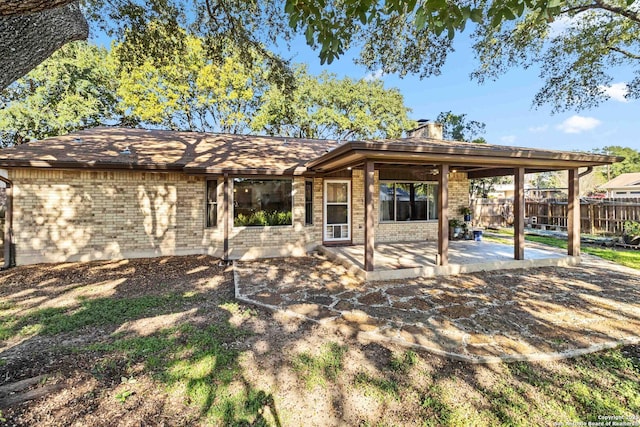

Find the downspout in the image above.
[
  {"left": 0, "top": 175, "right": 14, "bottom": 269},
  {"left": 579, "top": 166, "right": 593, "bottom": 178}
]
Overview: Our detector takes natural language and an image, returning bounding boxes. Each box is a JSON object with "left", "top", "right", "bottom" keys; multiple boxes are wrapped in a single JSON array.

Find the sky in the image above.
[
  {"left": 91, "top": 17, "right": 638, "bottom": 154},
  {"left": 283, "top": 33, "right": 638, "bottom": 154}
]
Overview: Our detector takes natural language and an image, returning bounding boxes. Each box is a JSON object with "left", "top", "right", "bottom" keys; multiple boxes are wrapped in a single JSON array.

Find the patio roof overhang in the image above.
[
  {"left": 311, "top": 140, "right": 624, "bottom": 274},
  {"left": 305, "top": 141, "right": 623, "bottom": 176}
]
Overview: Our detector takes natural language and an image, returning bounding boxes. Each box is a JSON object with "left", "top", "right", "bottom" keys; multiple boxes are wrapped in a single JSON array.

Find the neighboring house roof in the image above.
[
  {"left": 0, "top": 127, "right": 623, "bottom": 176},
  {"left": 601, "top": 172, "right": 640, "bottom": 189}
]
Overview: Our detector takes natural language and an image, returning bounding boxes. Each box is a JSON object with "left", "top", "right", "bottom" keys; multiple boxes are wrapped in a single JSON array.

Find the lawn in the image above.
[
  {"left": 487, "top": 228, "right": 640, "bottom": 270},
  {"left": 1, "top": 256, "right": 639, "bottom": 426}
]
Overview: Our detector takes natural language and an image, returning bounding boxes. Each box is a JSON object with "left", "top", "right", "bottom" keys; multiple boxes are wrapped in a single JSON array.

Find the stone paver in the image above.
[{"left": 234, "top": 252, "right": 640, "bottom": 363}]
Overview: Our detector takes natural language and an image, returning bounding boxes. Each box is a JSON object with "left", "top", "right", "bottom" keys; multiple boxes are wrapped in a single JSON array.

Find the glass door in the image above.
[{"left": 324, "top": 180, "right": 351, "bottom": 242}]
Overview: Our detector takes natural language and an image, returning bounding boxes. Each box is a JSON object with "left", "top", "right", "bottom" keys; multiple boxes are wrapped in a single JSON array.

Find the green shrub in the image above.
[
  {"left": 234, "top": 210, "right": 292, "bottom": 227},
  {"left": 623, "top": 220, "right": 640, "bottom": 236}
]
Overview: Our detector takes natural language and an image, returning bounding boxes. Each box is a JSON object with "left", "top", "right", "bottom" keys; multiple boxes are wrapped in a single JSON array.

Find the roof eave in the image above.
[
  {"left": 0, "top": 159, "right": 184, "bottom": 171},
  {"left": 305, "top": 142, "right": 624, "bottom": 172}
]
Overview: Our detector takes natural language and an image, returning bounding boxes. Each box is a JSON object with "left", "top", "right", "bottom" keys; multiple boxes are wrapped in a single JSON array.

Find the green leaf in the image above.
[
  {"left": 305, "top": 26, "right": 315, "bottom": 46},
  {"left": 502, "top": 7, "right": 516, "bottom": 20},
  {"left": 470, "top": 8, "right": 483, "bottom": 23},
  {"left": 414, "top": 7, "right": 427, "bottom": 30}
]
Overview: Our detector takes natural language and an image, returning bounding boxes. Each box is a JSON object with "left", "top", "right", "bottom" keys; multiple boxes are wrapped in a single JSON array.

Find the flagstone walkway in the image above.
[{"left": 234, "top": 253, "right": 640, "bottom": 363}]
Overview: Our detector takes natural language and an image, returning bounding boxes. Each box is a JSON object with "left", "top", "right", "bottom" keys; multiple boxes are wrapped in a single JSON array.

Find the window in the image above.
[
  {"left": 233, "top": 178, "right": 292, "bottom": 226},
  {"left": 206, "top": 180, "right": 217, "bottom": 228},
  {"left": 379, "top": 181, "right": 438, "bottom": 222},
  {"left": 305, "top": 180, "right": 313, "bottom": 225}
]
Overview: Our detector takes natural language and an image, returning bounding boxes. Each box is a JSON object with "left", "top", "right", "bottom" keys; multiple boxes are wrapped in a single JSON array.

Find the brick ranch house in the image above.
[{"left": 0, "top": 125, "right": 621, "bottom": 270}]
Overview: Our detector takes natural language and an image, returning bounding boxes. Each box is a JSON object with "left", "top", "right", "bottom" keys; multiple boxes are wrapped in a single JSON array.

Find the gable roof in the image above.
[
  {"left": 601, "top": 172, "right": 640, "bottom": 189},
  {"left": 0, "top": 127, "right": 623, "bottom": 177}
]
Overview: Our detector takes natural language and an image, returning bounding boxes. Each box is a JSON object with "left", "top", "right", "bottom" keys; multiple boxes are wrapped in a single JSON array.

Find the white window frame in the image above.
[{"left": 323, "top": 179, "right": 351, "bottom": 242}]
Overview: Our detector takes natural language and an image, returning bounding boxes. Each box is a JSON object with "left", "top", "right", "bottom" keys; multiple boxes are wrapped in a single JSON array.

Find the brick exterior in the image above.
[
  {"left": 8, "top": 167, "right": 468, "bottom": 265},
  {"left": 10, "top": 169, "right": 206, "bottom": 264}
]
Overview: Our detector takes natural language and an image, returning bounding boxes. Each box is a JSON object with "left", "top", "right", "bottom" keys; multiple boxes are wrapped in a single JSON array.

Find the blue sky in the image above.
[{"left": 286, "top": 35, "right": 638, "bottom": 153}]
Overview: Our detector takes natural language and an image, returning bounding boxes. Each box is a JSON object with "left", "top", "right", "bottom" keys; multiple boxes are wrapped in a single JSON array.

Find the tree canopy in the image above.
[
  {"left": 0, "top": 39, "right": 414, "bottom": 144},
  {"left": 252, "top": 66, "right": 413, "bottom": 140},
  {"left": 436, "top": 111, "right": 487, "bottom": 143},
  {"left": 0, "top": 41, "right": 118, "bottom": 146},
  {"left": 593, "top": 146, "right": 640, "bottom": 181},
  {"left": 4, "top": 0, "right": 639, "bottom": 112}
]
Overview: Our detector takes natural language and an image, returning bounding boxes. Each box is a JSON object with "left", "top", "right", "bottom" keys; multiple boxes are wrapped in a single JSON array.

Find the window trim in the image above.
[{"left": 379, "top": 180, "right": 439, "bottom": 223}]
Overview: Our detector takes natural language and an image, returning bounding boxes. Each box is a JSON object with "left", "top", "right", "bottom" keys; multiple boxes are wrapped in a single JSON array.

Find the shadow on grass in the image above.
[
  {"left": 0, "top": 256, "right": 285, "bottom": 425},
  {"left": 89, "top": 323, "right": 282, "bottom": 425}
]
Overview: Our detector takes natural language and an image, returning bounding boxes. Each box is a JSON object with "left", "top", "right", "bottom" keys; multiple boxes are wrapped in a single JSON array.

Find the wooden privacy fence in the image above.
[
  {"left": 471, "top": 198, "right": 640, "bottom": 235},
  {"left": 471, "top": 198, "right": 514, "bottom": 228}
]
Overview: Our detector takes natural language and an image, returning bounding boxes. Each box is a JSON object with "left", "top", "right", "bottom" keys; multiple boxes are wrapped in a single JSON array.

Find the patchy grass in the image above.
[
  {"left": 291, "top": 342, "right": 348, "bottom": 389},
  {"left": 489, "top": 229, "right": 640, "bottom": 270},
  {"left": 389, "top": 350, "right": 418, "bottom": 373},
  {"left": 0, "top": 294, "right": 191, "bottom": 340},
  {"left": 354, "top": 371, "right": 400, "bottom": 401},
  {"left": 86, "top": 320, "right": 277, "bottom": 424}
]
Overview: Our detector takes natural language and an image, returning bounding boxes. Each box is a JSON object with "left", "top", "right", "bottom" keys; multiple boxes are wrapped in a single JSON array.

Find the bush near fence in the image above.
[{"left": 471, "top": 197, "right": 640, "bottom": 235}]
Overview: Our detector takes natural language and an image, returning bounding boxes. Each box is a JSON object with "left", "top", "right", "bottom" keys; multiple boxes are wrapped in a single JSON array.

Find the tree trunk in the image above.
[
  {"left": 0, "top": 2, "right": 88, "bottom": 91},
  {"left": 0, "top": 0, "right": 76, "bottom": 16}
]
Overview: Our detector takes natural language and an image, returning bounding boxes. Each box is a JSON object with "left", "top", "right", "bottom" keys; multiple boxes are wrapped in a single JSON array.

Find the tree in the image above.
[
  {"left": 6, "top": 0, "right": 639, "bottom": 112},
  {"left": 593, "top": 146, "right": 640, "bottom": 181},
  {"left": 116, "top": 34, "right": 271, "bottom": 133},
  {"left": 0, "top": 41, "right": 119, "bottom": 146},
  {"left": 251, "top": 66, "right": 414, "bottom": 140},
  {"left": 288, "top": 0, "right": 640, "bottom": 110},
  {"left": 472, "top": 0, "right": 640, "bottom": 112},
  {"left": 436, "top": 111, "right": 487, "bottom": 143}
]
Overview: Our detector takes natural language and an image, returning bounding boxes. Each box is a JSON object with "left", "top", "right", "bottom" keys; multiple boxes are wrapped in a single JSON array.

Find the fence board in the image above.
[{"left": 471, "top": 197, "right": 640, "bottom": 235}]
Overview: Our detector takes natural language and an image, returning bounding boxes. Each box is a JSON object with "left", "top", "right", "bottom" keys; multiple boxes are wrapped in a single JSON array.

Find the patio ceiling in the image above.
[{"left": 305, "top": 140, "right": 623, "bottom": 177}]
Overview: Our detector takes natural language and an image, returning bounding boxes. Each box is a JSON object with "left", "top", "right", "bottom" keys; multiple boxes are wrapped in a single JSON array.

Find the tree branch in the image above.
[
  {"left": 0, "top": 2, "right": 88, "bottom": 90},
  {"left": 608, "top": 45, "right": 640, "bottom": 60},
  {"left": 560, "top": 0, "right": 640, "bottom": 23},
  {"left": 0, "top": 0, "right": 76, "bottom": 16}
]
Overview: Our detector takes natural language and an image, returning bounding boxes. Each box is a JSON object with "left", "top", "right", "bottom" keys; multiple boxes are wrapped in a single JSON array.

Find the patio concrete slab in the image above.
[
  {"left": 318, "top": 240, "right": 577, "bottom": 281},
  {"left": 234, "top": 252, "right": 640, "bottom": 363}
]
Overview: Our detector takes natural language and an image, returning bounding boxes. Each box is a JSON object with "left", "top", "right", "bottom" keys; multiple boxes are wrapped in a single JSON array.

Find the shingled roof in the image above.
[
  {"left": 601, "top": 172, "right": 640, "bottom": 189},
  {"left": 0, "top": 127, "right": 338, "bottom": 175},
  {"left": 0, "top": 127, "right": 623, "bottom": 176}
]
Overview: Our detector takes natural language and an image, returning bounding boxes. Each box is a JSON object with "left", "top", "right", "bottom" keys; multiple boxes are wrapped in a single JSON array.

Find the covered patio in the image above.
[
  {"left": 306, "top": 125, "right": 622, "bottom": 276},
  {"left": 318, "top": 239, "right": 575, "bottom": 281}
]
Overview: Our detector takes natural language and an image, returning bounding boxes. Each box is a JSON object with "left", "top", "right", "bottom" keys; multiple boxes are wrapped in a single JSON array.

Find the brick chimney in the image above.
[{"left": 406, "top": 119, "right": 444, "bottom": 140}]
